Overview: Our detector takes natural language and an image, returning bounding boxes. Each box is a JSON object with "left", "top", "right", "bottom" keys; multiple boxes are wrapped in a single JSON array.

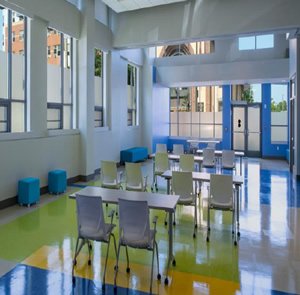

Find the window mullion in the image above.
[{"left": 60, "top": 33, "right": 64, "bottom": 129}]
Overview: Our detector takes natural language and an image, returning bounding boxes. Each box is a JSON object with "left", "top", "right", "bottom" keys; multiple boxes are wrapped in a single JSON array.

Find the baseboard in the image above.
[
  {"left": 0, "top": 174, "right": 87, "bottom": 210},
  {"left": 78, "top": 173, "right": 95, "bottom": 182}
]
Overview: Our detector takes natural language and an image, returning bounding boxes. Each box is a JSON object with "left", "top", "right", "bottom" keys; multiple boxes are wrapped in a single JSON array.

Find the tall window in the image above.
[
  {"left": 231, "top": 84, "right": 261, "bottom": 103},
  {"left": 127, "top": 64, "right": 138, "bottom": 126},
  {"left": 47, "top": 28, "right": 74, "bottom": 130},
  {"left": 94, "top": 48, "right": 105, "bottom": 127},
  {"left": 0, "top": 6, "right": 27, "bottom": 133},
  {"left": 238, "top": 34, "right": 274, "bottom": 50},
  {"left": 271, "top": 84, "right": 288, "bottom": 143},
  {"left": 170, "top": 86, "right": 223, "bottom": 138}
]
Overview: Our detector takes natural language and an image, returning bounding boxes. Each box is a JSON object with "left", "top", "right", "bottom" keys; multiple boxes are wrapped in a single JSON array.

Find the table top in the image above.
[
  {"left": 150, "top": 153, "right": 203, "bottom": 162},
  {"left": 162, "top": 170, "right": 244, "bottom": 185},
  {"left": 187, "top": 139, "right": 220, "bottom": 144},
  {"left": 70, "top": 186, "right": 179, "bottom": 212},
  {"left": 196, "top": 149, "right": 245, "bottom": 157}
]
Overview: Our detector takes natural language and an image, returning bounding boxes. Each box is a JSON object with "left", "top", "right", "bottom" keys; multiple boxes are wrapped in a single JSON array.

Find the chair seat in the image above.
[
  {"left": 126, "top": 184, "right": 144, "bottom": 191},
  {"left": 102, "top": 181, "right": 121, "bottom": 189},
  {"left": 80, "top": 223, "right": 115, "bottom": 242},
  {"left": 209, "top": 200, "right": 233, "bottom": 209},
  {"left": 120, "top": 230, "right": 155, "bottom": 249},
  {"left": 178, "top": 197, "right": 195, "bottom": 205}
]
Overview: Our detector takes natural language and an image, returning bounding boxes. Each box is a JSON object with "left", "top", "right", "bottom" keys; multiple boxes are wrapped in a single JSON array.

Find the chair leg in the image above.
[
  {"left": 193, "top": 202, "right": 197, "bottom": 238},
  {"left": 125, "top": 246, "right": 130, "bottom": 272},
  {"left": 102, "top": 236, "right": 111, "bottom": 286},
  {"left": 164, "top": 211, "right": 168, "bottom": 225},
  {"left": 72, "top": 237, "right": 80, "bottom": 279},
  {"left": 207, "top": 206, "right": 210, "bottom": 242},
  {"left": 112, "top": 233, "right": 117, "bottom": 257},
  {"left": 155, "top": 241, "right": 160, "bottom": 279},
  {"left": 87, "top": 240, "right": 92, "bottom": 265},
  {"left": 150, "top": 244, "right": 155, "bottom": 294},
  {"left": 114, "top": 242, "right": 121, "bottom": 288}
]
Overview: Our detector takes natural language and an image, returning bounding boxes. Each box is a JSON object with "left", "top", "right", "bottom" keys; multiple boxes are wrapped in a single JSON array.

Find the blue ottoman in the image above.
[
  {"left": 18, "top": 178, "right": 40, "bottom": 207},
  {"left": 48, "top": 170, "right": 67, "bottom": 194},
  {"left": 120, "top": 147, "right": 148, "bottom": 163}
]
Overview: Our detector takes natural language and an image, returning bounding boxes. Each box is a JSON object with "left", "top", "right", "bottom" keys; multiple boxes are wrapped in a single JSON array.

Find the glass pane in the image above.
[
  {"left": 95, "top": 49, "right": 102, "bottom": 77},
  {"left": 199, "top": 124, "right": 213, "bottom": 138},
  {"left": 256, "top": 34, "right": 274, "bottom": 49},
  {"left": 239, "top": 36, "right": 255, "bottom": 50},
  {"left": 11, "top": 102, "right": 24, "bottom": 132},
  {"left": 0, "top": 122, "right": 7, "bottom": 132},
  {"left": 95, "top": 76, "right": 103, "bottom": 106},
  {"left": 215, "top": 125, "right": 223, "bottom": 139},
  {"left": 0, "top": 106, "right": 7, "bottom": 120},
  {"left": 233, "top": 132, "right": 245, "bottom": 150},
  {"left": 170, "top": 112, "right": 177, "bottom": 124},
  {"left": 0, "top": 8, "right": 8, "bottom": 99},
  {"left": 248, "top": 133, "right": 260, "bottom": 151},
  {"left": 179, "top": 124, "right": 190, "bottom": 137},
  {"left": 47, "top": 121, "right": 60, "bottom": 129},
  {"left": 95, "top": 110, "right": 102, "bottom": 121},
  {"left": 47, "top": 108, "right": 60, "bottom": 121},
  {"left": 63, "top": 35, "right": 71, "bottom": 103},
  {"left": 47, "top": 28, "right": 61, "bottom": 103},
  {"left": 179, "top": 112, "right": 191, "bottom": 124},
  {"left": 251, "top": 84, "right": 261, "bottom": 102},
  {"left": 271, "top": 126, "right": 287, "bottom": 142},
  {"left": 191, "top": 124, "right": 200, "bottom": 137},
  {"left": 64, "top": 68, "right": 71, "bottom": 103},
  {"left": 271, "top": 111, "right": 288, "bottom": 126},
  {"left": 170, "top": 124, "right": 177, "bottom": 136},
  {"left": 192, "top": 112, "right": 200, "bottom": 123},
  {"left": 11, "top": 13, "right": 25, "bottom": 100},
  {"left": 233, "top": 107, "right": 245, "bottom": 132},
  {"left": 271, "top": 84, "right": 288, "bottom": 125},
  {"left": 63, "top": 105, "right": 71, "bottom": 129},
  {"left": 248, "top": 106, "right": 260, "bottom": 132}
]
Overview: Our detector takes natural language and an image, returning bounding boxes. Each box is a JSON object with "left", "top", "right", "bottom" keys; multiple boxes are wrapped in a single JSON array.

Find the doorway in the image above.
[{"left": 232, "top": 103, "right": 261, "bottom": 157}]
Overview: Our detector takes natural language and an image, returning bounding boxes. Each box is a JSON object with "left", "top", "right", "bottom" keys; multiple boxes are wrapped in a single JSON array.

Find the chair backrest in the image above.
[
  {"left": 209, "top": 174, "right": 233, "bottom": 207},
  {"left": 222, "top": 150, "right": 235, "bottom": 169},
  {"left": 207, "top": 142, "right": 216, "bottom": 149},
  {"left": 76, "top": 194, "right": 105, "bottom": 237},
  {"left": 155, "top": 152, "right": 169, "bottom": 172},
  {"left": 173, "top": 144, "right": 184, "bottom": 155},
  {"left": 156, "top": 143, "right": 167, "bottom": 153},
  {"left": 203, "top": 148, "right": 215, "bottom": 167},
  {"left": 118, "top": 199, "right": 150, "bottom": 243},
  {"left": 172, "top": 171, "right": 194, "bottom": 201},
  {"left": 101, "top": 161, "right": 118, "bottom": 184},
  {"left": 179, "top": 154, "right": 195, "bottom": 172},
  {"left": 125, "top": 162, "right": 143, "bottom": 187}
]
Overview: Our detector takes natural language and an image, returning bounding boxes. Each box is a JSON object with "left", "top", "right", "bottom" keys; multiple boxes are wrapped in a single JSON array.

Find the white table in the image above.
[
  {"left": 70, "top": 186, "right": 179, "bottom": 284},
  {"left": 187, "top": 139, "right": 220, "bottom": 144},
  {"left": 196, "top": 149, "right": 245, "bottom": 175},
  {"left": 161, "top": 170, "right": 243, "bottom": 237}
]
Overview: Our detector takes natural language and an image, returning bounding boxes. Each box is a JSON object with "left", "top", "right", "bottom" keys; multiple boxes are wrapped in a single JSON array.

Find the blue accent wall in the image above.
[
  {"left": 222, "top": 85, "right": 231, "bottom": 150},
  {"left": 262, "top": 83, "right": 288, "bottom": 158}
]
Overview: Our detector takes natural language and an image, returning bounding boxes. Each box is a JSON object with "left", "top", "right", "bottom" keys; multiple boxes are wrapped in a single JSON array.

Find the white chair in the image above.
[
  {"left": 125, "top": 162, "right": 148, "bottom": 192},
  {"left": 114, "top": 199, "right": 161, "bottom": 293},
  {"left": 171, "top": 171, "right": 197, "bottom": 238},
  {"left": 173, "top": 144, "right": 184, "bottom": 155},
  {"left": 207, "top": 174, "right": 236, "bottom": 245},
  {"left": 202, "top": 148, "right": 216, "bottom": 170},
  {"left": 221, "top": 150, "right": 236, "bottom": 173},
  {"left": 100, "top": 160, "right": 123, "bottom": 189},
  {"left": 156, "top": 143, "right": 167, "bottom": 153},
  {"left": 152, "top": 152, "right": 169, "bottom": 192},
  {"left": 179, "top": 154, "right": 195, "bottom": 172},
  {"left": 72, "top": 195, "right": 117, "bottom": 289}
]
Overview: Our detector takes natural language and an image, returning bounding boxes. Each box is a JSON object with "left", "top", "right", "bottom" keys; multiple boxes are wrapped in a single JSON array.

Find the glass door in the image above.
[{"left": 232, "top": 104, "right": 261, "bottom": 156}]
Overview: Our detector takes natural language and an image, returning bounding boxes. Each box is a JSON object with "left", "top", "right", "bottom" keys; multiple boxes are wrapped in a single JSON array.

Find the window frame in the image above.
[
  {"left": 0, "top": 7, "right": 27, "bottom": 133},
  {"left": 238, "top": 34, "right": 274, "bottom": 51},
  {"left": 47, "top": 29, "right": 74, "bottom": 130}
]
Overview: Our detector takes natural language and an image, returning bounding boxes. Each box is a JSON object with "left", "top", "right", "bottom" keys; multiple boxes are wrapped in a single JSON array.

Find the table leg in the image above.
[
  {"left": 167, "top": 179, "right": 170, "bottom": 195},
  {"left": 165, "top": 210, "right": 175, "bottom": 285},
  {"left": 236, "top": 184, "right": 240, "bottom": 237}
]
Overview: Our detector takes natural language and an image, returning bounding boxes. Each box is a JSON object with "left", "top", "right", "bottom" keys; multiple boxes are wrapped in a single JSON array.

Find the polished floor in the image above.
[{"left": 0, "top": 158, "right": 299, "bottom": 294}]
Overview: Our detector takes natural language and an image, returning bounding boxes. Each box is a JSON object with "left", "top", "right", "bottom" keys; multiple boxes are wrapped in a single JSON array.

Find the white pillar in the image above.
[{"left": 78, "top": 0, "right": 95, "bottom": 178}]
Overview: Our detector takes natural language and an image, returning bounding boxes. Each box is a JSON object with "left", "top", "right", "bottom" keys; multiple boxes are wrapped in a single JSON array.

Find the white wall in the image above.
[{"left": 113, "top": 0, "right": 300, "bottom": 48}]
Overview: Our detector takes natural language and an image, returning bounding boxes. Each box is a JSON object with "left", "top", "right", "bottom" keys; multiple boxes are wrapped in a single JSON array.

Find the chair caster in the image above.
[
  {"left": 157, "top": 273, "right": 161, "bottom": 280},
  {"left": 106, "top": 203, "right": 108, "bottom": 207},
  {"left": 114, "top": 265, "right": 118, "bottom": 271},
  {"left": 208, "top": 227, "right": 210, "bottom": 231},
  {"left": 193, "top": 233, "right": 196, "bottom": 238},
  {"left": 237, "top": 232, "right": 240, "bottom": 237},
  {"left": 195, "top": 224, "right": 198, "bottom": 228},
  {"left": 164, "top": 277, "right": 169, "bottom": 285},
  {"left": 126, "top": 267, "right": 130, "bottom": 273},
  {"left": 173, "top": 221, "right": 176, "bottom": 226},
  {"left": 88, "top": 259, "right": 91, "bottom": 265},
  {"left": 89, "top": 244, "right": 92, "bottom": 250},
  {"left": 234, "top": 241, "right": 237, "bottom": 246},
  {"left": 206, "top": 237, "right": 209, "bottom": 242},
  {"left": 172, "top": 259, "right": 176, "bottom": 267},
  {"left": 164, "top": 221, "right": 167, "bottom": 226}
]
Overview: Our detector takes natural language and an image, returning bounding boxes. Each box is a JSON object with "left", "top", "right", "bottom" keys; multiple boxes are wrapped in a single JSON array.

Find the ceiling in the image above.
[{"left": 102, "top": 0, "right": 187, "bottom": 13}]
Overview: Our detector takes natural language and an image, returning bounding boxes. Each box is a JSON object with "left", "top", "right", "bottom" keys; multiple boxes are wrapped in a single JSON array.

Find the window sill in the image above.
[
  {"left": 48, "top": 129, "right": 80, "bottom": 137},
  {"left": 0, "top": 131, "right": 47, "bottom": 142},
  {"left": 95, "top": 126, "right": 110, "bottom": 133}
]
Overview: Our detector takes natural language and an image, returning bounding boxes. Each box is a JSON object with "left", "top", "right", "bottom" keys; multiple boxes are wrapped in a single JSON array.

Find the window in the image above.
[
  {"left": 231, "top": 84, "right": 261, "bottom": 103},
  {"left": 271, "top": 84, "right": 288, "bottom": 143},
  {"left": 170, "top": 86, "right": 223, "bottom": 139},
  {"left": 127, "top": 64, "right": 138, "bottom": 126},
  {"left": 19, "top": 30, "right": 24, "bottom": 41},
  {"left": 94, "top": 48, "right": 105, "bottom": 127},
  {"left": 238, "top": 34, "right": 274, "bottom": 50},
  {"left": 47, "top": 46, "right": 51, "bottom": 57},
  {"left": 0, "top": 6, "right": 27, "bottom": 133},
  {"left": 47, "top": 28, "right": 74, "bottom": 130},
  {"left": 156, "top": 40, "right": 215, "bottom": 58}
]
